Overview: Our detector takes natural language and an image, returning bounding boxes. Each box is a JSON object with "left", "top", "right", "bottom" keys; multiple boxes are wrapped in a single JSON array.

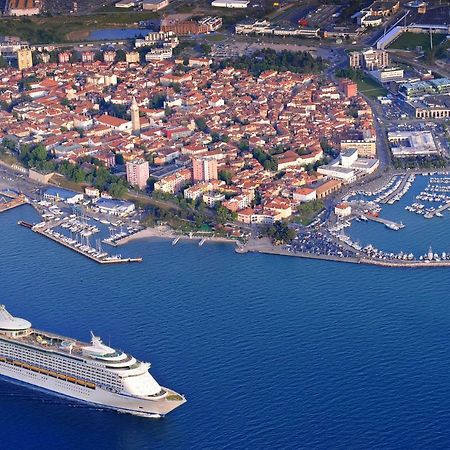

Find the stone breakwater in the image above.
[{"left": 237, "top": 243, "right": 450, "bottom": 269}]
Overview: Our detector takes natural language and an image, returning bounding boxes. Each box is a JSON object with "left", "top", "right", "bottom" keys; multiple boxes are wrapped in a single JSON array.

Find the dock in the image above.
[
  {"left": 19, "top": 221, "right": 142, "bottom": 264},
  {"left": 425, "top": 202, "right": 450, "bottom": 219},
  {"left": 172, "top": 236, "right": 180, "bottom": 246},
  {"left": 366, "top": 215, "right": 405, "bottom": 230},
  {"left": 0, "top": 194, "right": 27, "bottom": 213},
  {"left": 380, "top": 174, "right": 409, "bottom": 204}
]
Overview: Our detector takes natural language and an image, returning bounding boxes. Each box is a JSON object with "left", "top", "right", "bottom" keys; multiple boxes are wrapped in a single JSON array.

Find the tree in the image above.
[
  {"left": 31, "top": 145, "right": 48, "bottom": 163},
  {"left": 149, "top": 93, "right": 166, "bottom": 109},
  {"left": 115, "top": 49, "right": 126, "bottom": 62},
  {"left": 109, "top": 181, "right": 127, "bottom": 198},
  {"left": 0, "top": 55, "right": 8, "bottom": 69},
  {"left": 199, "top": 43, "right": 211, "bottom": 56},
  {"left": 115, "top": 153, "right": 124, "bottom": 165},
  {"left": 265, "top": 221, "right": 296, "bottom": 244},
  {"left": 238, "top": 139, "right": 249, "bottom": 152},
  {"left": 195, "top": 117, "right": 208, "bottom": 132},
  {"left": 216, "top": 205, "right": 230, "bottom": 224},
  {"left": 219, "top": 169, "right": 233, "bottom": 185}
]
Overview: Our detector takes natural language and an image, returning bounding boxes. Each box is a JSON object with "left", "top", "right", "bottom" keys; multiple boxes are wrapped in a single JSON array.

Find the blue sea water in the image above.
[
  {"left": 1, "top": 195, "right": 450, "bottom": 449},
  {"left": 348, "top": 175, "right": 450, "bottom": 256}
]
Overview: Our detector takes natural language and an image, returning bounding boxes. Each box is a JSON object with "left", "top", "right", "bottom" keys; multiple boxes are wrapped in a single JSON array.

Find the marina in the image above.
[{"left": 18, "top": 220, "right": 142, "bottom": 264}]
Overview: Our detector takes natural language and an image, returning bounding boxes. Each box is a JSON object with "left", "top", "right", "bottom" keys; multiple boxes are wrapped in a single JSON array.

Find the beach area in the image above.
[{"left": 115, "top": 225, "right": 238, "bottom": 246}]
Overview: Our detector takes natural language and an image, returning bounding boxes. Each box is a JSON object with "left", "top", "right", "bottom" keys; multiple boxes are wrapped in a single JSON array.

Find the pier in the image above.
[
  {"left": 425, "top": 202, "right": 450, "bottom": 219},
  {"left": 19, "top": 221, "right": 142, "bottom": 264},
  {"left": 0, "top": 193, "right": 27, "bottom": 213},
  {"left": 380, "top": 174, "right": 409, "bottom": 204},
  {"left": 366, "top": 215, "right": 405, "bottom": 230}
]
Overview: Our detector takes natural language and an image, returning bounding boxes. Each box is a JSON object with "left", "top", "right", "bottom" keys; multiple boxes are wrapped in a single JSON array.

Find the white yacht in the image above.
[{"left": 0, "top": 306, "right": 185, "bottom": 418}]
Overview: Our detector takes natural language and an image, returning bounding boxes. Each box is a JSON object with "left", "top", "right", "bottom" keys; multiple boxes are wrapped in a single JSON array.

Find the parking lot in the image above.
[{"left": 287, "top": 230, "right": 356, "bottom": 258}]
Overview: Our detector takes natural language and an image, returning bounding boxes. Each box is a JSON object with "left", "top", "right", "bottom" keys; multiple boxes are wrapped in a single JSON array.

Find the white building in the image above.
[
  {"left": 335, "top": 203, "right": 352, "bottom": 217},
  {"left": 95, "top": 198, "right": 136, "bottom": 216},
  {"left": 318, "top": 165, "right": 356, "bottom": 183},
  {"left": 203, "top": 192, "right": 225, "bottom": 207},
  {"left": 370, "top": 67, "right": 404, "bottom": 83},
  {"left": 212, "top": 0, "right": 249, "bottom": 8},
  {"left": 293, "top": 187, "right": 316, "bottom": 203},
  {"left": 388, "top": 131, "right": 438, "bottom": 157},
  {"left": 145, "top": 47, "right": 173, "bottom": 61},
  {"left": 43, "top": 188, "right": 84, "bottom": 204}
]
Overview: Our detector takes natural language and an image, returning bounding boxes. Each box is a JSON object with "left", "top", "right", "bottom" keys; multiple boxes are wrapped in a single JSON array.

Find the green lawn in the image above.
[
  {"left": 389, "top": 31, "right": 446, "bottom": 51},
  {"left": 356, "top": 75, "right": 387, "bottom": 99},
  {"left": 0, "top": 11, "right": 159, "bottom": 43},
  {"left": 205, "top": 34, "right": 226, "bottom": 42}
]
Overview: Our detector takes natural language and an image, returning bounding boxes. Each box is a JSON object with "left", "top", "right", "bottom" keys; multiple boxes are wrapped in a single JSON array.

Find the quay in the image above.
[
  {"left": 0, "top": 194, "right": 27, "bottom": 213},
  {"left": 380, "top": 174, "right": 409, "bottom": 204},
  {"left": 237, "top": 245, "right": 450, "bottom": 269},
  {"left": 366, "top": 215, "right": 404, "bottom": 230},
  {"left": 426, "top": 202, "right": 450, "bottom": 219},
  {"left": 18, "top": 221, "right": 142, "bottom": 264}
]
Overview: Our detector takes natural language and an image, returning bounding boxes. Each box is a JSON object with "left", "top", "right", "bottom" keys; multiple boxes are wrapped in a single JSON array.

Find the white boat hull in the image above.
[{"left": 0, "top": 360, "right": 185, "bottom": 418}]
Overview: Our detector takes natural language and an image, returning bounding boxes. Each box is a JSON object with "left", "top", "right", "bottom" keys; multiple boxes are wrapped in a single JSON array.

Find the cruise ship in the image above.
[{"left": 0, "top": 305, "right": 186, "bottom": 418}]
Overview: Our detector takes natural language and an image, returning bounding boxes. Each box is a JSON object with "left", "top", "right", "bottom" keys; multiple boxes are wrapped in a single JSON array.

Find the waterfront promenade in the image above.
[{"left": 238, "top": 238, "right": 450, "bottom": 269}]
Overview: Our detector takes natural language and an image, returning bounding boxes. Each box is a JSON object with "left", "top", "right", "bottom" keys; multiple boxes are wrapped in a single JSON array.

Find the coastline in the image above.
[
  {"left": 238, "top": 239, "right": 450, "bottom": 269},
  {"left": 115, "top": 226, "right": 237, "bottom": 246}
]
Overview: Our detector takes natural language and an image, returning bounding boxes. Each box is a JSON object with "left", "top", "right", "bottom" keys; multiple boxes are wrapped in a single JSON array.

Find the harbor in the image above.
[{"left": 18, "top": 220, "right": 142, "bottom": 264}]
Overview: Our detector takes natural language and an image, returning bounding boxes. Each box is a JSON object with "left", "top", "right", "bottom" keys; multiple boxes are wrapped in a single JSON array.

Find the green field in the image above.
[
  {"left": 389, "top": 31, "right": 446, "bottom": 51},
  {"left": 356, "top": 75, "right": 387, "bottom": 99},
  {"left": 0, "top": 11, "right": 159, "bottom": 44},
  {"left": 204, "top": 34, "right": 226, "bottom": 42}
]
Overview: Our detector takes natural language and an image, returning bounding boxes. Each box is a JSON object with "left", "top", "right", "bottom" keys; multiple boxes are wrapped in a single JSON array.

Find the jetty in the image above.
[
  {"left": 19, "top": 221, "right": 142, "bottom": 264},
  {"left": 0, "top": 193, "right": 27, "bottom": 213},
  {"left": 236, "top": 243, "right": 450, "bottom": 269},
  {"left": 366, "top": 215, "right": 404, "bottom": 230},
  {"left": 380, "top": 174, "right": 409, "bottom": 204},
  {"left": 426, "top": 202, "right": 450, "bottom": 219}
]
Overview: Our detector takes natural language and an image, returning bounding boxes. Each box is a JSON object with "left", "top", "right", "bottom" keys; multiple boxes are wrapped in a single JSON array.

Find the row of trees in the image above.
[
  {"left": 6, "top": 140, "right": 129, "bottom": 198},
  {"left": 217, "top": 49, "right": 326, "bottom": 77},
  {"left": 393, "top": 155, "right": 448, "bottom": 170},
  {"left": 252, "top": 148, "right": 278, "bottom": 171}
]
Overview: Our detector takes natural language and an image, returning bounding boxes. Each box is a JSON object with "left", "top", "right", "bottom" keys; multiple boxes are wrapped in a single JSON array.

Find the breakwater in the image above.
[{"left": 238, "top": 244, "right": 450, "bottom": 269}]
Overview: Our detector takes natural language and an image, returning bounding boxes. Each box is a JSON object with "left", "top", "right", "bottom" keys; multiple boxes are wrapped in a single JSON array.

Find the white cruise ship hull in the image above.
[{"left": 0, "top": 360, "right": 185, "bottom": 418}]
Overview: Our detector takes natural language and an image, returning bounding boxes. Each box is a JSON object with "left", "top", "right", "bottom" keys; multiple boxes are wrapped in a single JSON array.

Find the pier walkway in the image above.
[
  {"left": 428, "top": 202, "right": 450, "bottom": 218},
  {"left": 366, "top": 215, "right": 404, "bottom": 229},
  {"left": 0, "top": 194, "right": 27, "bottom": 213},
  {"left": 380, "top": 174, "right": 409, "bottom": 204},
  {"left": 19, "top": 221, "right": 142, "bottom": 264}
]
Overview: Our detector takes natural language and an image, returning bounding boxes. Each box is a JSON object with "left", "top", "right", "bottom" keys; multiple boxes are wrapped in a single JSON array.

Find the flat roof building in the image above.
[
  {"left": 388, "top": 130, "right": 438, "bottom": 157},
  {"left": 212, "top": 0, "right": 249, "bottom": 8},
  {"left": 95, "top": 198, "right": 135, "bottom": 216},
  {"left": 43, "top": 188, "right": 83, "bottom": 204}
]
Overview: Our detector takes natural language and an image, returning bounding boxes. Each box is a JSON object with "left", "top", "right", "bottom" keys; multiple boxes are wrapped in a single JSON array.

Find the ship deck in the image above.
[{"left": 0, "top": 329, "right": 90, "bottom": 360}]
